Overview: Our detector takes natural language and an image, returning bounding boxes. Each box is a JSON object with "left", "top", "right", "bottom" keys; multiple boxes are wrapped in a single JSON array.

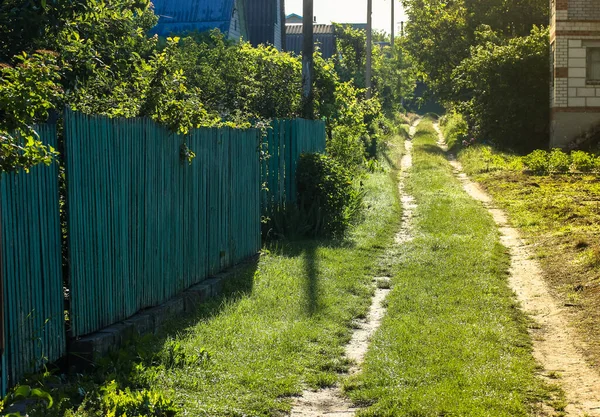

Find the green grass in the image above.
[
  {"left": 344, "top": 120, "right": 553, "bottom": 417},
  {"left": 22, "top": 135, "right": 405, "bottom": 417},
  {"left": 457, "top": 146, "right": 600, "bottom": 371}
]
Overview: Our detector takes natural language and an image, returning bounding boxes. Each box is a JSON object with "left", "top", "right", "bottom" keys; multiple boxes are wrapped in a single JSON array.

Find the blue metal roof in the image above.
[{"left": 150, "top": 0, "right": 235, "bottom": 37}]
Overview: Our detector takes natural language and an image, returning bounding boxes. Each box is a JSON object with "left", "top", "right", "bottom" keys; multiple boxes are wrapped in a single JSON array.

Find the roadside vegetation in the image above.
[
  {"left": 5, "top": 126, "right": 408, "bottom": 417},
  {"left": 403, "top": 0, "right": 548, "bottom": 152},
  {"left": 0, "top": 0, "right": 414, "bottom": 174},
  {"left": 447, "top": 121, "right": 600, "bottom": 376},
  {"left": 344, "top": 119, "right": 561, "bottom": 416},
  {"left": 1, "top": 0, "right": 418, "bottom": 412}
]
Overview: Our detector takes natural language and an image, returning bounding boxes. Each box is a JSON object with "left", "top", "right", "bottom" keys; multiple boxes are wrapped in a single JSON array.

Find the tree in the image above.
[
  {"left": 453, "top": 26, "right": 549, "bottom": 152},
  {"left": 0, "top": 51, "right": 62, "bottom": 172},
  {"left": 401, "top": 0, "right": 547, "bottom": 101}
]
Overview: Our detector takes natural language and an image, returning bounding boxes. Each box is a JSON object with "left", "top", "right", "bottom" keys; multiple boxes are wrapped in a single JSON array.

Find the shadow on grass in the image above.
[
  {"left": 266, "top": 238, "right": 338, "bottom": 317},
  {"left": 419, "top": 143, "right": 447, "bottom": 157},
  {"left": 304, "top": 243, "right": 319, "bottom": 316}
]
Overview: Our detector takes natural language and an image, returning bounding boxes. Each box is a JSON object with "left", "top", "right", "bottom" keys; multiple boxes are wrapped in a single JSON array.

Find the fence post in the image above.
[{"left": 0, "top": 184, "right": 5, "bottom": 396}]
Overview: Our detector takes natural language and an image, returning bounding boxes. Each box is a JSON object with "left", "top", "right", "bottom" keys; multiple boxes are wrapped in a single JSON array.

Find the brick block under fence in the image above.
[{"left": 68, "top": 254, "right": 259, "bottom": 371}]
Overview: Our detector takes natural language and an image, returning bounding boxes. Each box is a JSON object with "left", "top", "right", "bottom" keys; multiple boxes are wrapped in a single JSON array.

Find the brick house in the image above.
[{"left": 550, "top": 0, "right": 600, "bottom": 147}]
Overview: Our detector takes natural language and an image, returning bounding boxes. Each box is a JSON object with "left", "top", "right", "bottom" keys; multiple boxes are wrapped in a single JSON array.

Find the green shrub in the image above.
[
  {"left": 548, "top": 148, "right": 570, "bottom": 173},
  {"left": 595, "top": 157, "right": 600, "bottom": 173},
  {"left": 296, "top": 153, "right": 362, "bottom": 237},
  {"left": 571, "top": 150, "right": 595, "bottom": 172},
  {"left": 440, "top": 112, "right": 468, "bottom": 150},
  {"left": 452, "top": 27, "right": 549, "bottom": 152},
  {"left": 100, "top": 382, "right": 178, "bottom": 417},
  {"left": 522, "top": 149, "right": 548, "bottom": 174},
  {"left": 397, "top": 124, "right": 410, "bottom": 140}
]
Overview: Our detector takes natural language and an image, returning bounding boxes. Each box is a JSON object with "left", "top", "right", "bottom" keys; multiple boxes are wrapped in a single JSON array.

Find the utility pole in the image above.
[
  {"left": 280, "top": 0, "right": 286, "bottom": 51},
  {"left": 391, "top": 0, "right": 395, "bottom": 49},
  {"left": 366, "top": 0, "right": 372, "bottom": 99},
  {"left": 302, "top": 0, "right": 314, "bottom": 119}
]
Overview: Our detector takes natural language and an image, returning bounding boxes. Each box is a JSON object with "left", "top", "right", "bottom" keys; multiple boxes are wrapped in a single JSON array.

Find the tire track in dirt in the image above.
[
  {"left": 289, "top": 122, "right": 418, "bottom": 417},
  {"left": 434, "top": 122, "right": 600, "bottom": 417}
]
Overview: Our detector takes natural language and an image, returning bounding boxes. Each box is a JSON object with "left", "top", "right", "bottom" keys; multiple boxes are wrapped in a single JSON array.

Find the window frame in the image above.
[{"left": 587, "top": 47, "right": 600, "bottom": 85}]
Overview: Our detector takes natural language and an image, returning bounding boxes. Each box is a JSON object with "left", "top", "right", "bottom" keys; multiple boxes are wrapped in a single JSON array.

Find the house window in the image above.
[{"left": 588, "top": 47, "right": 600, "bottom": 84}]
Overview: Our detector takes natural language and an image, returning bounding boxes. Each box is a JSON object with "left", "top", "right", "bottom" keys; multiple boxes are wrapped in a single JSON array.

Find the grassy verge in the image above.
[
  {"left": 457, "top": 145, "right": 600, "bottom": 371},
  {"left": 344, "top": 119, "right": 554, "bottom": 416},
  {"left": 20, "top": 131, "right": 406, "bottom": 417}
]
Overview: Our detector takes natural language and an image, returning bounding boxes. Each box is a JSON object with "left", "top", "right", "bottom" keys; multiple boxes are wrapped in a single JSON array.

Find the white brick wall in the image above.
[
  {"left": 551, "top": 3, "right": 600, "bottom": 109},
  {"left": 555, "top": 78, "right": 569, "bottom": 107},
  {"left": 568, "top": 0, "right": 600, "bottom": 20}
]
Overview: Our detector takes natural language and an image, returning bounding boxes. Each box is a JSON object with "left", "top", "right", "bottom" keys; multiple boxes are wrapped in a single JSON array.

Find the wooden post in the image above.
[
  {"left": 366, "top": 0, "right": 373, "bottom": 99},
  {"left": 302, "top": 0, "right": 314, "bottom": 118}
]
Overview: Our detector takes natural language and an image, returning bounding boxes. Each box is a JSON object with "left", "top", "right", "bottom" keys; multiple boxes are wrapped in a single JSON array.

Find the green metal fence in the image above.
[
  {"left": 261, "top": 118, "right": 326, "bottom": 214},
  {"left": 64, "top": 111, "right": 261, "bottom": 337},
  {"left": 0, "top": 125, "right": 65, "bottom": 397}
]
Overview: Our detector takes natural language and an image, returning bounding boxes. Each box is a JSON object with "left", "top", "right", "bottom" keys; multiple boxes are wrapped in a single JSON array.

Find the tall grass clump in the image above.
[{"left": 439, "top": 112, "right": 468, "bottom": 151}]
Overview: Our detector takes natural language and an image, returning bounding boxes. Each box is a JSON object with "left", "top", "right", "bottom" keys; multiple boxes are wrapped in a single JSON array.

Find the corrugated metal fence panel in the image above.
[
  {"left": 65, "top": 111, "right": 261, "bottom": 337},
  {"left": 0, "top": 125, "right": 65, "bottom": 396},
  {"left": 261, "top": 118, "right": 326, "bottom": 213}
]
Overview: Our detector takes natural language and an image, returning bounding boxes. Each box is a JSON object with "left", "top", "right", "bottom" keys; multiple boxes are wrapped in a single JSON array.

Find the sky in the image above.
[{"left": 284, "top": 0, "right": 408, "bottom": 35}]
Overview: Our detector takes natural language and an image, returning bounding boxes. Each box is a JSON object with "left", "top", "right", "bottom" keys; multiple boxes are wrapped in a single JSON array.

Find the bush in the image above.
[
  {"left": 440, "top": 112, "right": 468, "bottom": 150},
  {"left": 571, "top": 150, "right": 595, "bottom": 172},
  {"left": 453, "top": 27, "right": 549, "bottom": 152},
  {"left": 296, "top": 153, "right": 362, "bottom": 237},
  {"left": 548, "top": 148, "right": 570, "bottom": 173},
  {"left": 522, "top": 149, "right": 548, "bottom": 174}
]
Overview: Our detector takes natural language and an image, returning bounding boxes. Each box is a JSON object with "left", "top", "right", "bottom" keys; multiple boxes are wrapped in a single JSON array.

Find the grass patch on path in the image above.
[
  {"left": 344, "top": 120, "right": 551, "bottom": 417},
  {"left": 25, "top": 132, "right": 406, "bottom": 417}
]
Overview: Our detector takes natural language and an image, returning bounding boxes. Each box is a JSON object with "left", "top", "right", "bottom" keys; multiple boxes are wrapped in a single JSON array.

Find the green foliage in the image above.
[
  {"left": 0, "top": 0, "right": 408, "bottom": 173},
  {"left": 460, "top": 145, "right": 600, "bottom": 177},
  {"left": 440, "top": 112, "right": 468, "bottom": 150},
  {"left": 453, "top": 27, "right": 549, "bottom": 152},
  {"left": 159, "top": 338, "right": 210, "bottom": 369},
  {"left": 403, "top": 0, "right": 547, "bottom": 100},
  {"left": 1, "top": 384, "right": 54, "bottom": 416},
  {"left": 325, "top": 82, "right": 382, "bottom": 172},
  {"left": 176, "top": 33, "right": 303, "bottom": 122},
  {"left": 332, "top": 24, "right": 368, "bottom": 88},
  {"left": 548, "top": 148, "right": 571, "bottom": 173},
  {"left": 403, "top": 0, "right": 549, "bottom": 150},
  {"left": 403, "top": 0, "right": 471, "bottom": 98},
  {"left": 99, "top": 382, "right": 178, "bottom": 417},
  {"left": 457, "top": 144, "right": 524, "bottom": 175},
  {"left": 0, "top": 50, "right": 61, "bottom": 172},
  {"left": 332, "top": 24, "right": 414, "bottom": 116},
  {"left": 571, "top": 150, "right": 595, "bottom": 173},
  {"left": 296, "top": 153, "right": 362, "bottom": 237},
  {"left": 521, "top": 149, "right": 571, "bottom": 175},
  {"left": 522, "top": 150, "right": 550, "bottom": 174}
]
